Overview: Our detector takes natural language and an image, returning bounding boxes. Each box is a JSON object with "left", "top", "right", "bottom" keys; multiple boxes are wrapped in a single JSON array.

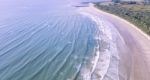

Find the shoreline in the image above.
[
  {"left": 94, "top": 3, "right": 150, "bottom": 35},
  {"left": 88, "top": 3, "right": 150, "bottom": 80},
  {"left": 90, "top": 3, "right": 150, "bottom": 41},
  {"left": 79, "top": 6, "right": 120, "bottom": 80}
]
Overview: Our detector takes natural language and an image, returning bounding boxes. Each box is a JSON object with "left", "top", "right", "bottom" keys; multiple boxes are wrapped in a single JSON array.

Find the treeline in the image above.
[{"left": 95, "top": 3, "right": 150, "bottom": 35}]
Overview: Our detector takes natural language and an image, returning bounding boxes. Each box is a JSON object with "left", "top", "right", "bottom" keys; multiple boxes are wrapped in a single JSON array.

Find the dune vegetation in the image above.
[{"left": 95, "top": 3, "right": 150, "bottom": 35}]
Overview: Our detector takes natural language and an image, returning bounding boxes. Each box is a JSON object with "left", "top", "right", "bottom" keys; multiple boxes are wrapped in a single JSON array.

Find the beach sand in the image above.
[{"left": 80, "top": 4, "right": 150, "bottom": 80}]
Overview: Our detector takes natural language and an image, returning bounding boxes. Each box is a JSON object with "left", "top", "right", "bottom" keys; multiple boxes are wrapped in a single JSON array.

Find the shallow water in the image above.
[{"left": 0, "top": 0, "right": 119, "bottom": 80}]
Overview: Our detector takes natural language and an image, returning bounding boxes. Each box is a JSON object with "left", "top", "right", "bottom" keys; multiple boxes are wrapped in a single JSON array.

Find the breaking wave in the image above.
[
  {"left": 78, "top": 11, "right": 120, "bottom": 80},
  {"left": 0, "top": 0, "right": 121, "bottom": 80}
]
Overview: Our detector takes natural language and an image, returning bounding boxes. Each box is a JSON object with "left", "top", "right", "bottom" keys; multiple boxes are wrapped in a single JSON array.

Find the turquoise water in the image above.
[
  {"left": 0, "top": 14, "right": 99, "bottom": 80},
  {"left": 0, "top": 0, "right": 121, "bottom": 80},
  {"left": 0, "top": 0, "right": 103, "bottom": 80}
]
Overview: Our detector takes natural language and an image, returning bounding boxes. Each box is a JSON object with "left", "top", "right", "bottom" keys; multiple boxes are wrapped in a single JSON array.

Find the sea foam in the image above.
[{"left": 79, "top": 11, "right": 120, "bottom": 80}]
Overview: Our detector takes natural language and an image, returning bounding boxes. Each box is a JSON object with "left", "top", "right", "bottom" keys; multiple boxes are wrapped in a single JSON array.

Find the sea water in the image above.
[{"left": 0, "top": 0, "right": 120, "bottom": 80}]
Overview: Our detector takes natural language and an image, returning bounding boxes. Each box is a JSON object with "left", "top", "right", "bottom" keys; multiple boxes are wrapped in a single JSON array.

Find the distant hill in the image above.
[
  {"left": 112, "top": 0, "right": 149, "bottom": 2},
  {"left": 112, "top": 0, "right": 150, "bottom": 4}
]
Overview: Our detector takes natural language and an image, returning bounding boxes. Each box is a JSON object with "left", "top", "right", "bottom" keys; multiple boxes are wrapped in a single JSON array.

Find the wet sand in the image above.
[{"left": 83, "top": 4, "right": 150, "bottom": 80}]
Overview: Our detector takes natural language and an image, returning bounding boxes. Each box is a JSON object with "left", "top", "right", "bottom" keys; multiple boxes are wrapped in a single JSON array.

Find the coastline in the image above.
[
  {"left": 79, "top": 7, "right": 120, "bottom": 80},
  {"left": 94, "top": 3, "right": 150, "bottom": 35},
  {"left": 88, "top": 3, "right": 150, "bottom": 80},
  {"left": 92, "top": 4, "right": 150, "bottom": 41}
]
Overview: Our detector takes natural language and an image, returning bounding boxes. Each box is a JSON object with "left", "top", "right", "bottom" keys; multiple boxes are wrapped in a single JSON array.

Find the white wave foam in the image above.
[{"left": 79, "top": 11, "right": 120, "bottom": 80}]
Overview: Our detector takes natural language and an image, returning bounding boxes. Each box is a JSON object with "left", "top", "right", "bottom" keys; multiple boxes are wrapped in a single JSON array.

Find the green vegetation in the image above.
[{"left": 95, "top": 3, "right": 150, "bottom": 35}]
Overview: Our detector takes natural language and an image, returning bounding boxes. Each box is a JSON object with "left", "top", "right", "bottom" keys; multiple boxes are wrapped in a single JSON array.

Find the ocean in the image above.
[{"left": 0, "top": 0, "right": 120, "bottom": 80}]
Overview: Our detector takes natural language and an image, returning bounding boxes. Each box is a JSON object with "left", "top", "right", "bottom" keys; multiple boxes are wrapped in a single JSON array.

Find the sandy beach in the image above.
[
  {"left": 80, "top": 4, "right": 150, "bottom": 80},
  {"left": 0, "top": 1, "right": 150, "bottom": 80}
]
